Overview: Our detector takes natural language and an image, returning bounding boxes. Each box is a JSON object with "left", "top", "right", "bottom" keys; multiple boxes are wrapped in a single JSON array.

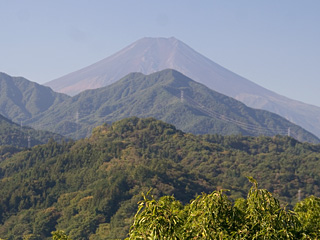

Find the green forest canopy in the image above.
[{"left": 0, "top": 117, "right": 320, "bottom": 239}]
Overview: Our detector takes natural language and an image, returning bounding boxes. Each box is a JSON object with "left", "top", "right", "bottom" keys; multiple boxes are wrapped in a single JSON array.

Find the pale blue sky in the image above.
[{"left": 1, "top": 0, "right": 319, "bottom": 107}]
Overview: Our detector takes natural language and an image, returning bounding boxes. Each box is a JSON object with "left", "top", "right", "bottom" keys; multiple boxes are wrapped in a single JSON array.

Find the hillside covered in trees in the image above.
[
  {"left": 0, "top": 117, "right": 320, "bottom": 239},
  {"left": 0, "top": 114, "right": 65, "bottom": 149}
]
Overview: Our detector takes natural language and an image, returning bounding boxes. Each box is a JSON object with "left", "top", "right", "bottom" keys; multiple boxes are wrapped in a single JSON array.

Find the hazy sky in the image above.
[{"left": 1, "top": 1, "right": 319, "bottom": 107}]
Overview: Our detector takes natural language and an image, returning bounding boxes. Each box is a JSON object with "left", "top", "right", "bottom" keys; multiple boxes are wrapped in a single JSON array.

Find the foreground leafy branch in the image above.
[
  {"left": 126, "top": 178, "right": 320, "bottom": 239},
  {"left": 51, "top": 230, "right": 72, "bottom": 240}
]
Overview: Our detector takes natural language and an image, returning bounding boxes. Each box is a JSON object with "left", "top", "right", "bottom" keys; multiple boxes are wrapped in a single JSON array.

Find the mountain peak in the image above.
[
  {"left": 138, "top": 36, "right": 179, "bottom": 43},
  {"left": 44, "top": 37, "right": 194, "bottom": 96}
]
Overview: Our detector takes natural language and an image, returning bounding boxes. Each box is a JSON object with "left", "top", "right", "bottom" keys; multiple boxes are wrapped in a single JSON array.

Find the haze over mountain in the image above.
[
  {"left": 34, "top": 70, "right": 319, "bottom": 143},
  {"left": 45, "top": 37, "right": 320, "bottom": 138}
]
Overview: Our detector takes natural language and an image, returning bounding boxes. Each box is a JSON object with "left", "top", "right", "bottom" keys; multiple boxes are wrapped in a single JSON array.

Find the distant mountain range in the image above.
[
  {"left": 0, "top": 69, "right": 313, "bottom": 143},
  {"left": 1, "top": 69, "right": 318, "bottom": 143},
  {"left": 45, "top": 37, "right": 320, "bottom": 138}
]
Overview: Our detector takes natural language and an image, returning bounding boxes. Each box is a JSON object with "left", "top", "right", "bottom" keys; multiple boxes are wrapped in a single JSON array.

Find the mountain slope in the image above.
[
  {"left": 45, "top": 37, "right": 320, "bottom": 138},
  {"left": 34, "top": 70, "right": 319, "bottom": 143},
  {"left": 0, "top": 117, "right": 320, "bottom": 239},
  {"left": 0, "top": 114, "right": 65, "bottom": 148},
  {"left": 0, "top": 72, "right": 70, "bottom": 123}
]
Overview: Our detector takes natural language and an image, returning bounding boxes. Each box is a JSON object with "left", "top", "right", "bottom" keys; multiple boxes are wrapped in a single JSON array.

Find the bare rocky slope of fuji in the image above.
[{"left": 45, "top": 37, "right": 320, "bottom": 138}]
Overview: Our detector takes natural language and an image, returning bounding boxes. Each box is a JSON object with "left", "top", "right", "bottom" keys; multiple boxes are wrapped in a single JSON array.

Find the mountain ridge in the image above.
[
  {"left": 1, "top": 70, "right": 318, "bottom": 143},
  {"left": 0, "top": 72, "right": 70, "bottom": 123},
  {"left": 34, "top": 69, "right": 320, "bottom": 143}
]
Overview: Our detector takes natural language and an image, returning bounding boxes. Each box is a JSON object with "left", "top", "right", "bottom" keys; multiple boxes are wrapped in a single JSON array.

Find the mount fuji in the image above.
[{"left": 45, "top": 37, "right": 320, "bottom": 138}]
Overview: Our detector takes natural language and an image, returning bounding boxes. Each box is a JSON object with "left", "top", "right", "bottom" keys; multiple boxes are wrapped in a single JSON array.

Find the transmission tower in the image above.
[
  {"left": 180, "top": 90, "right": 184, "bottom": 103},
  {"left": 28, "top": 136, "right": 31, "bottom": 148},
  {"left": 76, "top": 111, "right": 79, "bottom": 138}
]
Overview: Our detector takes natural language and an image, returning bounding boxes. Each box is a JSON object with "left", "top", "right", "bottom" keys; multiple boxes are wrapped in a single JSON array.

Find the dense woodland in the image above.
[
  {"left": 0, "top": 117, "right": 320, "bottom": 239},
  {"left": 0, "top": 114, "right": 65, "bottom": 148}
]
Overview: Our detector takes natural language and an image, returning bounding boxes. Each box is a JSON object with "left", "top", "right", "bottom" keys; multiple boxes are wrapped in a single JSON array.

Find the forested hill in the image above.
[
  {"left": 0, "top": 72, "right": 70, "bottom": 123},
  {"left": 28, "top": 69, "right": 319, "bottom": 143},
  {"left": 0, "top": 117, "right": 320, "bottom": 239},
  {"left": 0, "top": 114, "right": 65, "bottom": 149}
]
